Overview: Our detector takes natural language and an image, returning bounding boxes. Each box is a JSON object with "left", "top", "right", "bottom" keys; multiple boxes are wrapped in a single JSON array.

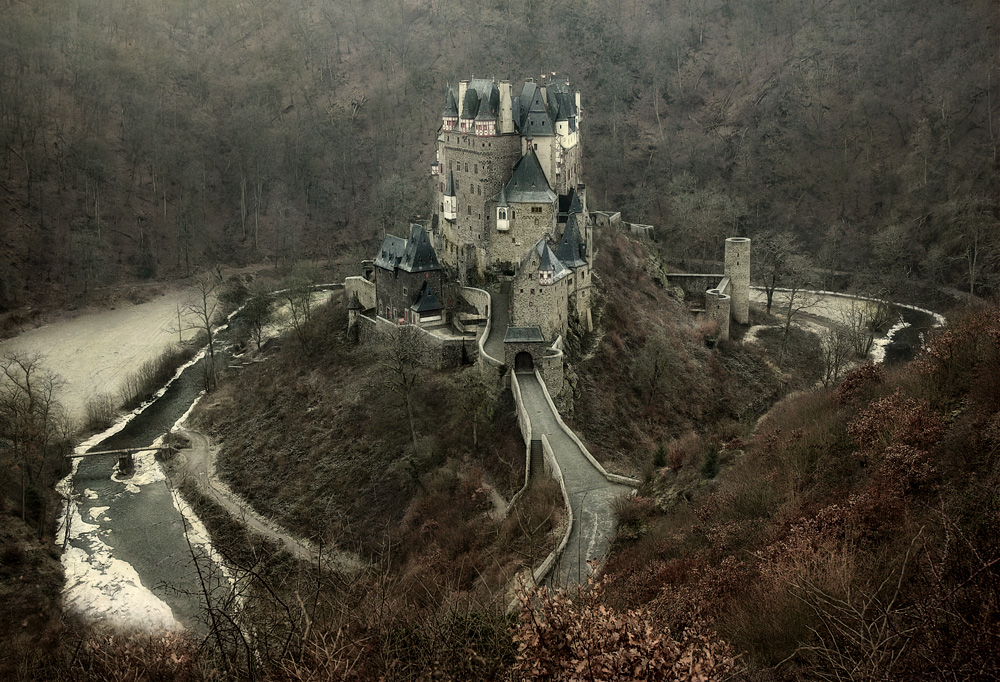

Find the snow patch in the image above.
[
  {"left": 58, "top": 496, "right": 181, "bottom": 632},
  {"left": 88, "top": 506, "right": 110, "bottom": 521}
]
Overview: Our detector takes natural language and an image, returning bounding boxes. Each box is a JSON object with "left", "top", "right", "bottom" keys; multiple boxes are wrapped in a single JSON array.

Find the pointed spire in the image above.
[
  {"left": 347, "top": 292, "right": 362, "bottom": 310},
  {"left": 442, "top": 86, "right": 458, "bottom": 117},
  {"left": 556, "top": 213, "right": 587, "bottom": 268},
  {"left": 497, "top": 184, "right": 508, "bottom": 208}
]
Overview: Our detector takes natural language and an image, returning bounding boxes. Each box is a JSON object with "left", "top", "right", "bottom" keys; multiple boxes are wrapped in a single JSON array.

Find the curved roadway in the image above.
[{"left": 516, "top": 374, "right": 633, "bottom": 587}]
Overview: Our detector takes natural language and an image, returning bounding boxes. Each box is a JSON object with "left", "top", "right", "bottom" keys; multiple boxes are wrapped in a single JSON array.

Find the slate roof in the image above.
[
  {"left": 537, "top": 240, "right": 570, "bottom": 279},
  {"left": 461, "top": 87, "right": 480, "bottom": 120},
  {"left": 399, "top": 223, "right": 441, "bottom": 273},
  {"left": 444, "top": 170, "right": 455, "bottom": 196},
  {"left": 504, "top": 326, "right": 546, "bottom": 343},
  {"left": 347, "top": 292, "right": 362, "bottom": 310},
  {"left": 546, "top": 80, "right": 578, "bottom": 130},
  {"left": 442, "top": 86, "right": 458, "bottom": 117},
  {"left": 520, "top": 82, "right": 555, "bottom": 137},
  {"left": 460, "top": 79, "right": 500, "bottom": 121},
  {"left": 496, "top": 185, "right": 508, "bottom": 208},
  {"left": 410, "top": 281, "right": 443, "bottom": 313},
  {"left": 556, "top": 213, "right": 588, "bottom": 268},
  {"left": 531, "top": 238, "right": 570, "bottom": 283},
  {"left": 375, "top": 234, "right": 407, "bottom": 270},
  {"left": 503, "top": 148, "right": 556, "bottom": 204}
]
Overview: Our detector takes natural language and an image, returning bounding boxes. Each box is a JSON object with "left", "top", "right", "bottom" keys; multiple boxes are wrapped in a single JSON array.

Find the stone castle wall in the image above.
[
  {"left": 511, "top": 274, "right": 569, "bottom": 341},
  {"left": 435, "top": 132, "right": 521, "bottom": 275},
  {"left": 345, "top": 276, "right": 376, "bottom": 310},
  {"left": 490, "top": 202, "right": 557, "bottom": 270}
]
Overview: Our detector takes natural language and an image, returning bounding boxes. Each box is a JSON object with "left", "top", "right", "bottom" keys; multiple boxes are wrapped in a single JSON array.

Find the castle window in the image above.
[
  {"left": 467, "top": 206, "right": 471, "bottom": 215},
  {"left": 474, "top": 164, "right": 478, "bottom": 173},
  {"left": 465, "top": 163, "right": 469, "bottom": 172},
  {"left": 531, "top": 206, "right": 542, "bottom": 213},
  {"left": 520, "top": 289, "right": 523, "bottom": 294},
  {"left": 477, "top": 186, "right": 481, "bottom": 195},
  {"left": 530, "top": 289, "right": 535, "bottom": 295}
]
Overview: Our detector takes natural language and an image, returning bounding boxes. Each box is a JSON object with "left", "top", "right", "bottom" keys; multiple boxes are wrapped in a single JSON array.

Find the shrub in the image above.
[
  {"left": 836, "top": 361, "right": 886, "bottom": 404},
  {"left": 513, "top": 576, "right": 736, "bottom": 681},
  {"left": 84, "top": 393, "right": 116, "bottom": 431},
  {"left": 701, "top": 448, "right": 720, "bottom": 479}
]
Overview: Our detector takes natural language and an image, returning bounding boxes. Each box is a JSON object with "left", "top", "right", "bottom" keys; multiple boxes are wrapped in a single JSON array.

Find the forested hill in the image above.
[{"left": 2, "top": 0, "right": 996, "bottom": 310}]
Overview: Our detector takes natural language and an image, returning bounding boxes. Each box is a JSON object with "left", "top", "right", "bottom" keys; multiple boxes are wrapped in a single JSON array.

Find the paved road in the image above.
[
  {"left": 483, "top": 282, "right": 511, "bottom": 364},
  {"left": 517, "top": 374, "right": 632, "bottom": 587}
]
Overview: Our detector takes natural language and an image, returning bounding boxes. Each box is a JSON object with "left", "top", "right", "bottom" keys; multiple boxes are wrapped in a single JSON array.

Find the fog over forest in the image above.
[{"left": 1, "top": 0, "right": 996, "bottom": 310}]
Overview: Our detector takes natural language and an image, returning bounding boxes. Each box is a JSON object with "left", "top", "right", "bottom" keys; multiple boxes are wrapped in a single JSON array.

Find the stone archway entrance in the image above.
[{"left": 514, "top": 351, "right": 534, "bottom": 374}]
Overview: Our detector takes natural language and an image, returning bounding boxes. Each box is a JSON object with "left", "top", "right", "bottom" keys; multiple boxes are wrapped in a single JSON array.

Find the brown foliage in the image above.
[{"left": 513, "top": 575, "right": 736, "bottom": 681}]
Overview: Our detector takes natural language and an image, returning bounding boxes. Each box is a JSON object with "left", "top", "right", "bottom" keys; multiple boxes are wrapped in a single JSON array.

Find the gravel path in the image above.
[
  {"left": 517, "top": 374, "right": 632, "bottom": 587},
  {"left": 172, "top": 428, "right": 360, "bottom": 572}
]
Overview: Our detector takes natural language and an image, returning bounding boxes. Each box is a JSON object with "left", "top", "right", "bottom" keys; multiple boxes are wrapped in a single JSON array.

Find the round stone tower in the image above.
[
  {"left": 724, "top": 237, "right": 751, "bottom": 325},
  {"left": 705, "top": 289, "right": 731, "bottom": 340}
]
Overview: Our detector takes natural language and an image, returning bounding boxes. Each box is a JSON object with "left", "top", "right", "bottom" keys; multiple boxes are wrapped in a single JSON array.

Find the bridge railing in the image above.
[{"left": 533, "top": 368, "right": 641, "bottom": 488}]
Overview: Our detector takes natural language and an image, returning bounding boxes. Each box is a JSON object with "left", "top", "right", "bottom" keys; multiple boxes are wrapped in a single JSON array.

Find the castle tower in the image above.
[
  {"left": 724, "top": 237, "right": 751, "bottom": 325},
  {"left": 705, "top": 289, "right": 731, "bottom": 340}
]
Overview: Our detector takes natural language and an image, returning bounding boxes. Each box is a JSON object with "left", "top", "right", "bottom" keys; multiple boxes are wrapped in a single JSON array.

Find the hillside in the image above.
[
  {"left": 598, "top": 306, "right": 1000, "bottom": 679},
  {"left": 2, "top": 0, "right": 996, "bottom": 317},
  {"left": 567, "top": 230, "right": 785, "bottom": 475}
]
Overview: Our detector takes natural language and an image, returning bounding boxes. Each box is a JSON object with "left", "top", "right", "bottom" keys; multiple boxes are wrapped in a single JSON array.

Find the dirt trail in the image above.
[{"left": 171, "top": 428, "right": 360, "bottom": 571}]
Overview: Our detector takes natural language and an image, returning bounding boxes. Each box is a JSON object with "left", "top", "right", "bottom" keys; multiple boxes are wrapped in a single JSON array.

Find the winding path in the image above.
[
  {"left": 172, "top": 429, "right": 359, "bottom": 572},
  {"left": 484, "top": 281, "right": 511, "bottom": 362},
  {"left": 517, "top": 374, "right": 633, "bottom": 587}
]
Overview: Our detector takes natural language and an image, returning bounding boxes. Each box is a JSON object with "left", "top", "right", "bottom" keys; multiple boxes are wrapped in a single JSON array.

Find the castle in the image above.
[{"left": 345, "top": 76, "right": 749, "bottom": 394}]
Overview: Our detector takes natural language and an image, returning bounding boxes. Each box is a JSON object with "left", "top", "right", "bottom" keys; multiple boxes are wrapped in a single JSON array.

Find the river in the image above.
[
  {"left": 60, "top": 346, "right": 233, "bottom": 632},
  {"left": 57, "top": 289, "right": 336, "bottom": 632}
]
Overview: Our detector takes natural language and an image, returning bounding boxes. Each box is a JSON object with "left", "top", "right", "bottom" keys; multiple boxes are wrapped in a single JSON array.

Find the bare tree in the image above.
[
  {"left": 184, "top": 274, "right": 222, "bottom": 390},
  {"left": 752, "top": 229, "right": 812, "bottom": 315},
  {"left": 776, "top": 283, "right": 820, "bottom": 367},
  {"left": 241, "top": 286, "right": 277, "bottom": 352},
  {"left": 461, "top": 370, "right": 498, "bottom": 449},
  {"left": 379, "top": 325, "right": 426, "bottom": 451},
  {"left": 0, "top": 353, "right": 67, "bottom": 530},
  {"left": 820, "top": 324, "right": 853, "bottom": 387},
  {"left": 840, "top": 299, "right": 894, "bottom": 359}
]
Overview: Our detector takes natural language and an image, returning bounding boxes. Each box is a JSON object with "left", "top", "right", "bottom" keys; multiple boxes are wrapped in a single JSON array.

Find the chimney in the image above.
[
  {"left": 498, "top": 80, "right": 513, "bottom": 134},
  {"left": 458, "top": 80, "right": 469, "bottom": 119}
]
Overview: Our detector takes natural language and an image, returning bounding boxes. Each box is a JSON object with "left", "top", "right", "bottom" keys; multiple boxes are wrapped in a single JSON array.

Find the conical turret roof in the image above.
[
  {"left": 503, "top": 148, "right": 556, "bottom": 204},
  {"left": 399, "top": 223, "right": 441, "bottom": 273},
  {"left": 556, "top": 213, "right": 587, "bottom": 268},
  {"left": 442, "top": 86, "right": 458, "bottom": 117}
]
